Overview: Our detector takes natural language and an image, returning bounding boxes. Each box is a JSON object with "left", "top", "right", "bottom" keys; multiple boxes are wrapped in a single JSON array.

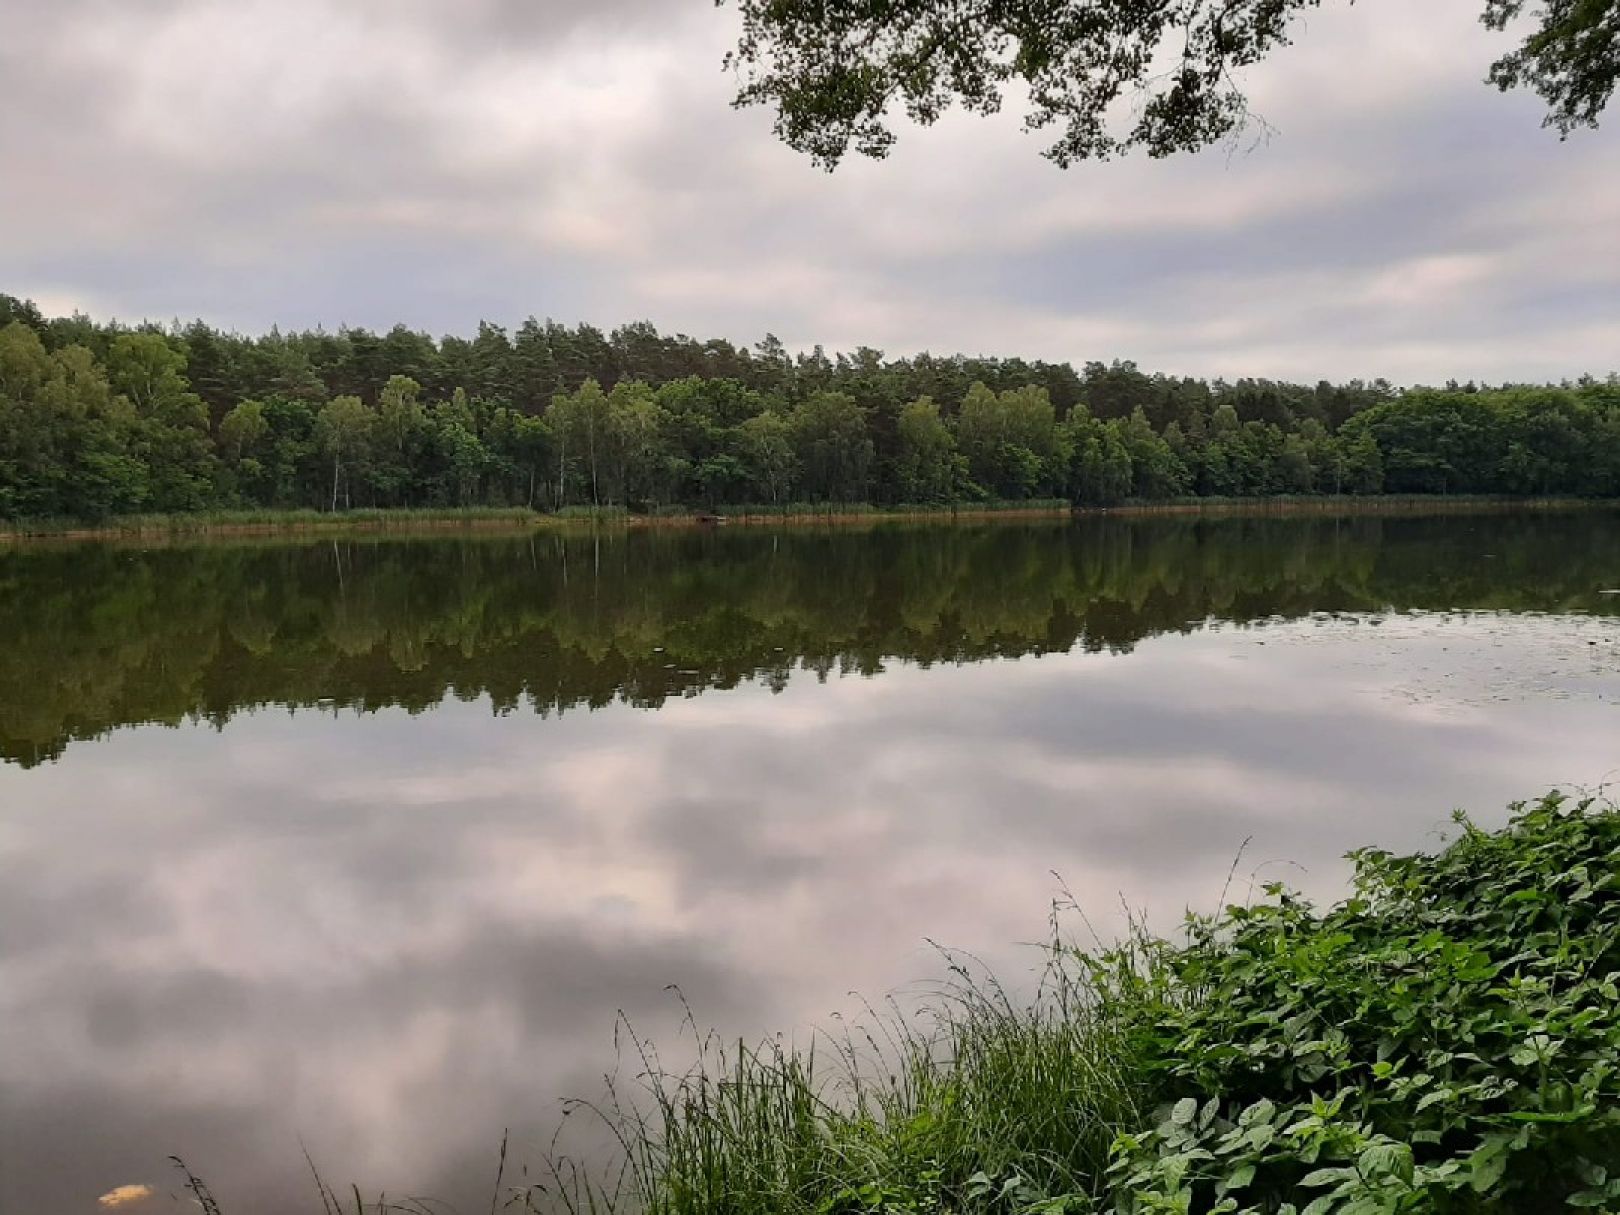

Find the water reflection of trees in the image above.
[{"left": 4, "top": 513, "right": 1616, "bottom": 766}]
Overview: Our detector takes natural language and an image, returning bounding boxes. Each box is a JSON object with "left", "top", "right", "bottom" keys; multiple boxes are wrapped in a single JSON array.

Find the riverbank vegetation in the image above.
[
  {"left": 8, "top": 498, "right": 1593, "bottom": 541},
  {"left": 3, "top": 296, "right": 1618, "bottom": 523},
  {"left": 0, "top": 506, "right": 549, "bottom": 539},
  {"left": 541, "top": 792, "right": 1620, "bottom": 1215}
]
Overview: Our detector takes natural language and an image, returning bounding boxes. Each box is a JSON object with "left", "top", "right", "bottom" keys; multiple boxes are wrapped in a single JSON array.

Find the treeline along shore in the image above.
[{"left": 3, "top": 293, "right": 1619, "bottom": 524}]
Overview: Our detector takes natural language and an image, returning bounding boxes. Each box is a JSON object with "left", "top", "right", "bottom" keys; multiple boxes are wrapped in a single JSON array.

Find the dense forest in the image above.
[
  {"left": 3, "top": 293, "right": 1618, "bottom": 519},
  {"left": 5, "top": 512, "right": 1617, "bottom": 766}
]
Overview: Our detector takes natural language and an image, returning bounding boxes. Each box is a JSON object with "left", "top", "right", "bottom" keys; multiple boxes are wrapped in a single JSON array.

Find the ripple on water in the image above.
[{"left": 1216, "top": 611, "right": 1620, "bottom": 713}]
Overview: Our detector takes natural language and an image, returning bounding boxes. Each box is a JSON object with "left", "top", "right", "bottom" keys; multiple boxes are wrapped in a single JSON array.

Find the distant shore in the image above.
[{"left": 1, "top": 495, "right": 1613, "bottom": 543}]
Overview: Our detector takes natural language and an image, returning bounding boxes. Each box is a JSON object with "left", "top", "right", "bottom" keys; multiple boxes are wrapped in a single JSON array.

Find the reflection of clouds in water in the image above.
[{"left": 2, "top": 614, "right": 1618, "bottom": 1214}]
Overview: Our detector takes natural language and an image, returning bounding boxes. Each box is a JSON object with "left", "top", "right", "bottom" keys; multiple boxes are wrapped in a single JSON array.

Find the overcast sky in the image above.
[{"left": 2, "top": 0, "right": 1616, "bottom": 383}]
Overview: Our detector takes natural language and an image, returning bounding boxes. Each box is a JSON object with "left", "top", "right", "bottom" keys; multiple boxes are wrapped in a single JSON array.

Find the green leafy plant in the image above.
[{"left": 1109, "top": 793, "right": 1620, "bottom": 1213}]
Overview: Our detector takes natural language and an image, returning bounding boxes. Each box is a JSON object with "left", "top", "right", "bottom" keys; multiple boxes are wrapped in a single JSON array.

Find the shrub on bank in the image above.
[{"left": 1109, "top": 792, "right": 1620, "bottom": 1212}]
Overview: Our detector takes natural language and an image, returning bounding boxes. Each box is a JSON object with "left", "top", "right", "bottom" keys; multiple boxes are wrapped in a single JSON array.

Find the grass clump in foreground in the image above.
[{"left": 542, "top": 794, "right": 1620, "bottom": 1215}]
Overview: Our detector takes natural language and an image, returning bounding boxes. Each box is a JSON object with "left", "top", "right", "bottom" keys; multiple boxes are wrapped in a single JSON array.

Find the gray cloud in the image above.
[{"left": 1, "top": 0, "right": 1617, "bottom": 380}]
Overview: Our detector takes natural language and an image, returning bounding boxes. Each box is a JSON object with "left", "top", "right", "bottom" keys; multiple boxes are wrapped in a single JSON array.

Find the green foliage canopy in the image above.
[{"left": 718, "top": 0, "right": 1620, "bottom": 167}]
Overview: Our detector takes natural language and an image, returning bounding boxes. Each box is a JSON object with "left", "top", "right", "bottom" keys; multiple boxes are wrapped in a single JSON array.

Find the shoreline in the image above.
[{"left": 0, "top": 495, "right": 1612, "bottom": 544}]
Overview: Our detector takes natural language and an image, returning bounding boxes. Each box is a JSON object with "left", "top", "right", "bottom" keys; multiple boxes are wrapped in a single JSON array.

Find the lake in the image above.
[{"left": 3, "top": 510, "right": 1618, "bottom": 1214}]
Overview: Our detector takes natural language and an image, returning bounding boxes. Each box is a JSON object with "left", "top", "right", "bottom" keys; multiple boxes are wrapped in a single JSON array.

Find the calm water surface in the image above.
[{"left": 3, "top": 512, "right": 1618, "bottom": 1214}]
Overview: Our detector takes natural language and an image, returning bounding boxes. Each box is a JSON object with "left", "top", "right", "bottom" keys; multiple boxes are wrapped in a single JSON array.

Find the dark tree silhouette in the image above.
[{"left": 718, "top": 0, "right": 1620, "bottom": 167}]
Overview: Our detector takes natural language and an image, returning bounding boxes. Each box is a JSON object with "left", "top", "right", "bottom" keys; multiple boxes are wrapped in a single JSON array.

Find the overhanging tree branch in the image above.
[{"left": 717, "top": 0, "right": 1620, "bottom": 167}]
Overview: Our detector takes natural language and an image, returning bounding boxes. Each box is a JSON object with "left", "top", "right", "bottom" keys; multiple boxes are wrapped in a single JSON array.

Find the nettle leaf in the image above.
[
  {"left": 1240, "top": 1098, "right": 1277, "bottom": 1127},
  {"left": 1576, "top": 1160, "right": 1607, "bottom": 1187},
  {"left": 1468, "top": 1139, "right": 1511, "bottom": 1193},
  {"left": 1301, "top": 1167, "right": 1355, "bottom": 1188},
  {"left": 1244, "top": 1124, "right": 1277, "bottom": 1151}
]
